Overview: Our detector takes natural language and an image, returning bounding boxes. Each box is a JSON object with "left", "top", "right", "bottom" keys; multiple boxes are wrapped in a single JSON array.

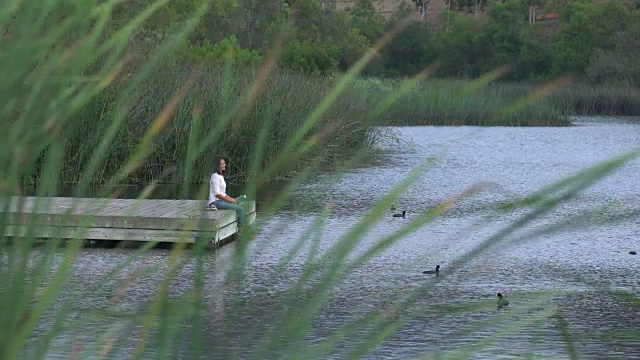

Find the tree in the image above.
[
  {"left": 383, "top": 21, "right": 437, "bottom": 75},
  {"left": 435, "top": 11, "right": 480, "bottom": 77},
  {"left": 551, "top": 0, "right": 635, "bottom": 76},
  {"left": 452, "top": 0, "right": 487, "bottom": 18},
  {"left": 412, "top": 0, "right": 432, "bottom": 22},
  {"left": 348, "top": 0, "right": 385, "bottom": 42},
  {"left": 110, "top": 0, "right": 238, "bottom": 46},
  {"left": 518, "top": 26, "right": 553, "bottom": 79},
  {"left": 477, "top": 0, "right": 528, "bottom": 76},
  {"left": 586, "top": 21, "right": 640, "bottom": 85},
  {"left": 222, "top": 0, "right": 288, "bottom": 49}
]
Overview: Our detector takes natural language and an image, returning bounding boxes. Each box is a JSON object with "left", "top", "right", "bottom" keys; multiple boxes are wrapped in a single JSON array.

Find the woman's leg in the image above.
[{"left": 212, "top": 200, "right": 247, "bottom": 227}]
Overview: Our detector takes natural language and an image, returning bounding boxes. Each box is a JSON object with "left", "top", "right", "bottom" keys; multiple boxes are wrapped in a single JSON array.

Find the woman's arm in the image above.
[{"left": 216, "top": 193, "right": 238, "bottom": 204}]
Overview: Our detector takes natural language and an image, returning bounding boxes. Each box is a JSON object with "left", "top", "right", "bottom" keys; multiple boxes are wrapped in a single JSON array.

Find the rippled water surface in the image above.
[{"left": 19, "top": 117, "right": 640, "bottom": 359}]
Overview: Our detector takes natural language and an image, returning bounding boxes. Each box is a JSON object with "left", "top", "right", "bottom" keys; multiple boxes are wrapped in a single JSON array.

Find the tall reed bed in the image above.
[
  {"left": 354, "top": 78, "right": 640, "bottom": 127},
  {"left": 553, "top": 81, "right": 640, "bottom": 116},
  {"left": 31, "top": 65, "right": 640, "bottom": 188},
  {"left": 491, "top": 81, "right": 640, "bottom": 117},
  {"left": 37, "top": 63, "right": 386, "bottom": 186},
  {"left": 353, "top": 78, "right": 572, "bottom": 127}
]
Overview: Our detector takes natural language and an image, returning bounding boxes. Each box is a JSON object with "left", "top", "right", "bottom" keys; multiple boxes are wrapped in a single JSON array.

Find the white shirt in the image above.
[{"left": 209, "top": 173, "right": 226, "bottom": 205}]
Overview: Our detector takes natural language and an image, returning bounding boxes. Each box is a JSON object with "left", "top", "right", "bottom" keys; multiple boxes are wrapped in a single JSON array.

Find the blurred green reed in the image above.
[{"left": 1, "top": 0, "right": 638, "bottom": 359}]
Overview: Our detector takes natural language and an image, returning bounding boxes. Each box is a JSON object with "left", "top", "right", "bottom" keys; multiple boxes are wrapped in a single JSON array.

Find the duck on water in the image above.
[
  {"left": 422, "top": 265, "right": 440, "bottom": 275},
  {"left": 497, "top": 293, "right": 510, "bottom": 309}
]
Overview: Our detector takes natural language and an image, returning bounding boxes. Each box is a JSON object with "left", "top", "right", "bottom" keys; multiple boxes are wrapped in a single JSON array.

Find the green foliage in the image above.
[
  {"left": 586, "top": 21, "right": 640, "bottom": 86},
  {"left": 478, "top": 0, "right": 528, "bottom": 76},
  {"left": 111, "top": 0, "right": 236, "bottom": 44},
  {"left": 452, "top": 0, "right": 489, "bottom": 14},
  {"left": 341, "top": 28, "right": 373, "bottom": 70},
  {"left": 287, "top": 0, "right": 325, "bottom": 41},
  {"left": 348, "top": 0, "right": 385, "bottom": 43},
  {"left": 383, "top": 21, "right": 436, "bottom": 76},
  {"left": 551, "top": 0, "right": 635, "bottom": 76},
  {"left": 280, "top": 40, "right": 341, "bottom": 74},
  {"left": 103, "top": 0, "right": 640, "bottom": 87},
  {"left": 175, "top": 35, "right": 263, "bottom": 64},
  {"left": 434, "top": 11, "right": 480, "bottom": 77},
  {"left": 214, "top": 0, "right": 289, "bottom": 49},
  {"left": 518, "top": 26, "right": 553, "bottom": 80}
]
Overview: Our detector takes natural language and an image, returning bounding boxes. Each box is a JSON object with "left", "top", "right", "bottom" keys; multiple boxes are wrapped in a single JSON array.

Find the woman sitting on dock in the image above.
[{"left": 208, "top": 158, "right": 246, "bottom": 228}]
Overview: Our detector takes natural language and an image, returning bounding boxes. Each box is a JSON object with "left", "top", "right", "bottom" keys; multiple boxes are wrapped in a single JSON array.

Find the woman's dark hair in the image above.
[{"left": 215, "top": 158, "right": 227, "bottom": 174}]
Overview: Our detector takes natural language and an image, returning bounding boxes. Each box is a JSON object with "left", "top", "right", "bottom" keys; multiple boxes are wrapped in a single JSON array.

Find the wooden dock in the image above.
[{"left": 3, "top": 196, "right": 256, "bottom": 246}]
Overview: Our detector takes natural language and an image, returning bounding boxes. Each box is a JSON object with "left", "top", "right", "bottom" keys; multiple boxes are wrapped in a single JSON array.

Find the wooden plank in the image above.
[
  {"left": 4, "top": 214, "right": 256, "bottom": 244},
  {"left": 5, "top": 197, "right": 256, "bottom": 218},
  {"left": 162, "top": 201, "right": 195, "bottom": 218},
  {"left": 99, "top": 199, "right": 156, "bottom": 217},
  {"left": 135, "top": 201, "right": 172, "bottom": 217},
  {"left": 2, "top": 196, "right": 256, "bottom": 244},
  {"left": 5, "top": 200, "right": 250, "bottom": 232},
  {"left": 103, "top": 199, "right": 146, "bottom": 216},
  {"left": 179, "top": 200, "right": 203, "bottom": 215},
  {"left": 4, "top": 224, "right": 214, "bottom": 243},
  {"left": 215, "top": 223, "right": 237, "bottom": 243},
  {"left": 5, "top": 213, "right": 221, "bottom": 231},
  {"left": 213, "top": 211, "right": 257, "bottom": 244}
]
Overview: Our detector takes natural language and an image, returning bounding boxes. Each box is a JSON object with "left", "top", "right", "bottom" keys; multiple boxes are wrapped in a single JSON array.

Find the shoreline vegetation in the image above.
[
  {"left": 7, "top": 0, "right": 640, "bottom": 187},
  {"left": 26, "top": 62, "right": 640, "bottom": 187},
  {"left": 359, "top": 78, "right": 640, "bottom": 125}
]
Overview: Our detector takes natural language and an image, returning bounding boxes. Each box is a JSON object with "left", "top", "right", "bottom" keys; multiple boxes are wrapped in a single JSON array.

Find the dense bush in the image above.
[
  {"left": 109, "top": 0, "right": 640, "bottom": 83},
  {"left": 586, "top": 23, "right": 640, "bottom": 86}
]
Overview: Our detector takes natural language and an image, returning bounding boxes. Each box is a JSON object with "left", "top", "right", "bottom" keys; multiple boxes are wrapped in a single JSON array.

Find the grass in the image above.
[
  {"left": 481, "top": 80, "right": 640, "bottom": 117},
  {"left": 352, "top": 76, "right": 572, "bottom": 127},
  {"left": 21, "top": 59, "right": 640, "bottom": 188},
  {"left": 553, "top": 81, "right": 640, "bottom": 116},
  {"left": 1, "top": 0, "right": 639, "bottom": 359},
  {"left": 26, "top": 62, "right": 387, "bottom": 187},
  {"left": 353, "top": 77, "right": 640, "bottom": 127}
]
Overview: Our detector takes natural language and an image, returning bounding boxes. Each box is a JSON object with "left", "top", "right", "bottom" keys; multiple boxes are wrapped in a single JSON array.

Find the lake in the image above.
[{"left": 19, "top": 116, "right": 640, "bottom": 359}]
